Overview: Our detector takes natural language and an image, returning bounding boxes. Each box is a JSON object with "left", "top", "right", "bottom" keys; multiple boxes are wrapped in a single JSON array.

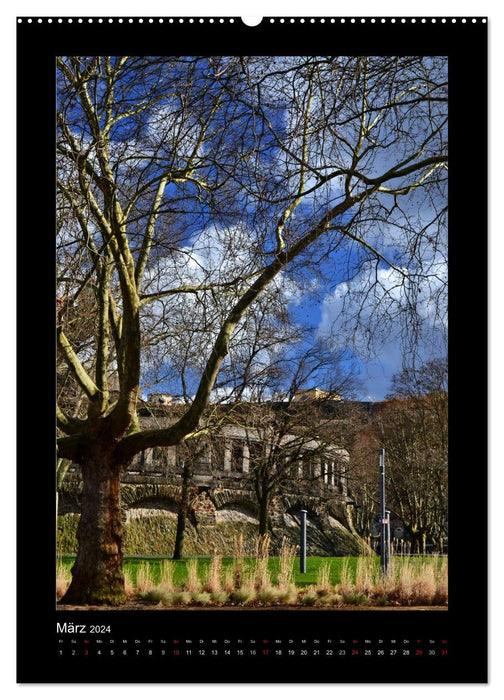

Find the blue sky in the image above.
[{"left": 57, "top": 55, "right": 448, "bottom": 404}]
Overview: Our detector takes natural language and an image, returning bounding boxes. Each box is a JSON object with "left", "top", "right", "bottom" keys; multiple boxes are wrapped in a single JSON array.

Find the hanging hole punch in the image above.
[{"left": 241, "top": 16, "right": 263, "bottom": 27}]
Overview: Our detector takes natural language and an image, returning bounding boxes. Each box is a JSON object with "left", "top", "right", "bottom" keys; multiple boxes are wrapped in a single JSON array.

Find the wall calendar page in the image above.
[{"left": 16, "top": 14, "right": 487, "bottom": 684}]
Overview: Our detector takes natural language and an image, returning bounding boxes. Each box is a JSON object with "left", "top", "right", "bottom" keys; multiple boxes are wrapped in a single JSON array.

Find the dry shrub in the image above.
[
  {"left": 136, "top": 562, "right": 156, "bottom": 593},
  {"left": 185, "top": 558, "right": 201, "bottom": 592},
  {"left": 355, "top": 557, "right": 378, "bottom": 596},
  {"left": 385, "top": 556, "right": 448, "bottom": 606},
  {"left": 56, "top": 579, "right": 69, "bottom": 600},
  {"left": 231, "top": 586, "right": 256, "bottom": 604},
  {"left": 232, "top": 533, "right": 246, "bottom": 588},
  {"left": 434, "top": 556, "right": 448, "bottom": 604},
  {"left": 193, "top": 591, "right": 212, "bottom": 605},
  {"left": 138, "top": 586, "right": 167, "bottom": 604},
  {"left": 254, "top": 534, "right": 271, "bottom": 590},
  {"left": 56, "top": 558, "right": 71, "bottom": 599},
  {"left": 124, "top": 570, "right": 135, "bottom": 597},
  {"left": 300, "top": 586, "right": 319, "bottom": 606},
  {"left": 256, "top": 587, "right": 279, "bottom": 604},
  {"left": 223, "top": 567, "right": 235, "bottom": 593},
  {"left": 256, "top": 533, "right": 271, "bottom": 559},
  {"left": 316, "top": 560, "right": 333, "bottom": 594},
  {"left": 278, "top": 538, "right": 296, "bottom": 589},
  {"left": 411, "top": 563, "right": 437, "bottom": 605},
  {"left": 254, "top": 559, "right": 271, "bottom": 590},
  {"left": 341, "top": 591, "right": 370, "bottom": 606},
  {"left": 277, "top": 584, "right": 298, "bottom": 605},
  {"left": 386, "top": 558, "right": 414, "bottom": 604},
  {"left": 211, "top": 590, "right": 229, "bottom": 604},
  {"left": 337, "top": 557, "right": 353, "bottom": 596},
  {"left": 163, "top": 590, "right": 192, "bottom": 605},
  {"left": 204, "top": 555, "right": 222, "bottom": 593},
  {"left": 319, "top": 592, "right": 343, "bottom": 607},
  {"left": 158, "top": 559, "right": 175, "bottom": 591}
]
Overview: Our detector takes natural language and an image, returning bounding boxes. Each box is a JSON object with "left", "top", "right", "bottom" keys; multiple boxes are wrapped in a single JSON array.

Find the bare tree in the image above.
[
  {"left": 378, "top": 359, "right": 448, "bottom": 552},
  {"left": 346, "top": 359, "right": 448, "bottom": 552},
  {"left": 231, "top": 343, "right": 355, "bottom": 534},
  {"left": 56, "top": 56, "right": 447, "bottom": 604}
]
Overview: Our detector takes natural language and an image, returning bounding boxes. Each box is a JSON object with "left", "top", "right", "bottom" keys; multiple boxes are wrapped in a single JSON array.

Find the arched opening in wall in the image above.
[
  {"left": 126, "top": 497, "right": 178, "bottom": 523},
  {"left": 215, "top": 502, "right": 259, "bottom": 524}
]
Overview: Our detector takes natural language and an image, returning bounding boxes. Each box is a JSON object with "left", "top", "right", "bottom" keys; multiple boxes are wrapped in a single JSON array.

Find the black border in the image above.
[{"left": 17, "top": 17, "right": 488, "bottom": 683}]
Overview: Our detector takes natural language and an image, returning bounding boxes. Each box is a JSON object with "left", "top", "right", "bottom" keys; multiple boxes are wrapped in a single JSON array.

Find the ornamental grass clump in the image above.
[
  {"left": 337, "top": 557, "right": 353, "bottom": 597},
  {"left": 193, "top": 591, "right": 212, "bottom": 605},
  {"left": 232, "top": 533, "right": 246, "bottom": 589},
  {"left": 163, "top": 590, "right": 192, "bottom": 605},
  {"left": 316, "top": 560, "right": 333, "bottom": 595},
  {"left": 211, "top": 590, "right": 229, "bottom": 604},
  {"left": 411, "top": 562, "right": 437, "bottom": 605},
  {"left": 158, "top": 559, "right": 175, "bottom": 591},
  {"left": 223, "top": 566, "right": 235, "bottom": 593},
  {"left": 433, "top": 556, "right": 448, "bottom": 604},
  {"left": 300, "top": 586, "right": 319, "bottom": 606},
  {"left": 277, "top": 538, "right": 296, "bottom": 589},
  {"left": 185, "top": 558, "right": 201, "bottom": 593},
  {"left": 56, "top": 558, "right": 71, "bottom": 600},
  {"left": 355, "top": 556, "right": 378, "bottom": 596},
  {"left": 387, "top": 557, "right": 415, "bottom": 604},
  {"left": 135, "top": 559, "right": 183, "bottom": 604},
  {"left": 123, "top": 570, "right": 135, "bottom": 597},
  {"left": 254, "top": 534, "right": 272, "bottom": 590},
  {"left": 137, "top": 586, "right": 169, "bottom": 604},
  {"left": 135, "top": 561, "right": 156, "bottom": 593},
  {"left": 341, "top": 591, "right": 371, "bottom": 606},
  {"left": 335, "top": 556, "right": 378, "bottom": 605},
  {"left": 231, "top": 585, "right": 256, "bottom": 604},
  {"left": 383, "top": 556, "right": 448, "bottom": 606},
  {"left": 204, "top": 555, "right": 223, "bottom": 593},
  {"left": 318, "top": 592, "right": 343, "bottom": 607},
  {"left": 276, "top": 584, "right": 298, "bottom": 605},
  {"left": 256, "top": 586, "right": 280, "bottom": 604}
]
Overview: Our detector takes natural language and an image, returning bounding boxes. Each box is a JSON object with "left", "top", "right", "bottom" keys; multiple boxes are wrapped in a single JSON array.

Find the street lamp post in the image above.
[
  {"left": 300, "top": 509, "right": 307, "bottom": 574},
  {"left": 379, "top": 448, "right": 390, "bottom": 577}
]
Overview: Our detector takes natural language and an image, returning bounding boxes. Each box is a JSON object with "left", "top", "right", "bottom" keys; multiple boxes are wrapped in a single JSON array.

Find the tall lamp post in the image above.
[
  {"left": 300, "top": 510, "right": 307, "bottom": 574},
  {"left": 379, "top": 448, "right": 390, "bottom": 577}
]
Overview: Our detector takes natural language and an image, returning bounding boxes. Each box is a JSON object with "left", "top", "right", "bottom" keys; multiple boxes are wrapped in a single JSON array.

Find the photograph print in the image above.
[{"left": 56, "top": 53, "right": 449, "bottom": 611}]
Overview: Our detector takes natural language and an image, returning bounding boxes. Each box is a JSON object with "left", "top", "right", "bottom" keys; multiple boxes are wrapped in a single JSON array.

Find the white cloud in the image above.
[{"left": 139, "top": 221, "right": 310, "bottom": 394}]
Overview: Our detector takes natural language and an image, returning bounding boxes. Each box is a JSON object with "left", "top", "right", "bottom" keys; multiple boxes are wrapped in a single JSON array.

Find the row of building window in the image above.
[{"left": 135, "top": 440, "right": 346, "bottom": 489}]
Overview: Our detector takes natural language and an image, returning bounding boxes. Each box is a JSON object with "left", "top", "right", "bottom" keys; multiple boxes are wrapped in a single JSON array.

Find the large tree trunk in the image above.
[{"left": 60, "top": 451, "right": 126, "bottom": 605}]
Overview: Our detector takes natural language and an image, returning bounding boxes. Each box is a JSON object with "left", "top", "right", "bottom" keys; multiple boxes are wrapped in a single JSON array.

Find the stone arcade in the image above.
[{"left": 58, "top": 395, "right": 367, "bottom": 555}]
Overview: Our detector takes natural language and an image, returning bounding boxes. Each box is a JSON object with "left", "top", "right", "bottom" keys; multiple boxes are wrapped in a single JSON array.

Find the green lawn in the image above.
[{"left": 59, "top": 555, "right": 381, "bottom": 588}]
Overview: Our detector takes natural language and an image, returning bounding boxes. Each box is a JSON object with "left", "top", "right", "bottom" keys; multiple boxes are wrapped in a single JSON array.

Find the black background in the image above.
[{"left": 17, "top": 15, "right": 488, "bottom": 683}]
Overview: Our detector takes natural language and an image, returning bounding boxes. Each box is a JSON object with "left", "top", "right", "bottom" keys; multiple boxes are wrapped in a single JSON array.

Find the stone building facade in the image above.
[{"left": 58, "top": 397, "right": 367, "bottom": 555}]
